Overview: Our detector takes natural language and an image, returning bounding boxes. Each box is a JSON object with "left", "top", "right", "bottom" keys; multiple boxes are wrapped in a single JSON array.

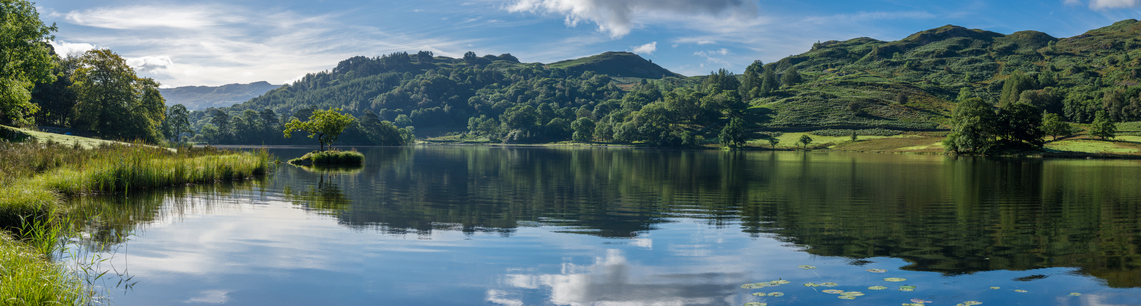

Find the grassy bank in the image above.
[
  {"left": 288, "top": 150, "right": 364, "bottom": 166},
  {"left": 0, "top": 127, "right": 270, "bottom": 304}
]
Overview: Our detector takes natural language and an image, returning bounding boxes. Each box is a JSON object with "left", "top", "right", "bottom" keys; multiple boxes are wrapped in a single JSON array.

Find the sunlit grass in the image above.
[
  {"left": 288, "top": 150, "right": 364, "bottom": 166},
  {"left": 1045, "top": 139, "right": 1141, "bottom": 154},
  {"left": 0, "top": 137, "right": 269, "bottom": 304}
]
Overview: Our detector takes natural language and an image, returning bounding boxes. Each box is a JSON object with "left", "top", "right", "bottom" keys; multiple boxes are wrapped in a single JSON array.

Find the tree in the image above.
[
  {"left": 571, "top": 117, "right": 595, "bottom": 142},
  {"left": 70, "top": 49, "right": 166, "bottom": 142},
  {"left": 719, "top": 117, "right": 745, "bottom": 148},
  {"left": 0, "top": 0, "right": 57, "bottom": 126},
  {"left": 850, "top": 130, "right": 858, "bottom": 142},
  {"left": 163, "top": 104, "right": 191, "bottom": 143},
  {"left": 760, "top": 67, "right": 778, "bottom": 96},
  {"left": 767, "top": 136, "right": 780, "bottom": 149},
  {"left": 1090, "top": 110, "right": 1116, "bottom": 140},
  {"left": 943, "top": 98, "right": 996, "bottom": 154},
  {"left": 999, "top": 71, "right": 1036, "bottom": 106},
  {"left": 996, "top": 102, "right": 1045, "bottom": 147},
  {"left": 283, "top": 107, "right": 356, "bottom": 151},
  {"left": 394, "top": 114, "right": 412, "bottom": 127},
  {"left": 781, "top": 67, "right": 803, "bottom": 88},
  {"left": 1041, "top": 113, "right": 1073, "bottom": 141},
  {"left": 798, "top": 134, "right": 813, "bottom": 148}
]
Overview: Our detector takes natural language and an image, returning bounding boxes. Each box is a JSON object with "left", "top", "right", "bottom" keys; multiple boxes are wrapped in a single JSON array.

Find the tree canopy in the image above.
[
  {"left": 284, "top": 107, "right": 357, "bottom": 151},
  {"left": 0, "top": 0, "right": 57, "bottom": 125},
  {"left": 70, "top": 49, "right": 166, "bottom": 142}
]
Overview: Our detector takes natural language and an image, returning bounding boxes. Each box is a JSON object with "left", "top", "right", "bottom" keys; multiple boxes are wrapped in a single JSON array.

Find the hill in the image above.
[
  {"left": 547, "top": 51, "right": 682, "bottom": 79},
  {"left": 190, "top": 20, "right": 1141, "bottom": 146},
  {"left": 160, "top": 81, "right": 281, "bottom": 110}
]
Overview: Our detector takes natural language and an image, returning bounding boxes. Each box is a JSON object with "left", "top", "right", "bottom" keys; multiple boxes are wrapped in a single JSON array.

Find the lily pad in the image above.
[
  {"left": 884, "top": 277, "right": 907, "bottom": 282},
  {"left": 911, "top": 298, "right": 932, "bottom": 303},
  {"left": 842, "top": 291, "right": 865, "bottom": 297},
  {"left": 1014, "top": 289, "right": 1028, "bottom": 293},
  {"left": 1069, "top": 292, "right": 1081, "bottom": 296},
  {"left": 820, "top": 282, "right": 838, "bottom": 287},
  {"left": 799, "top": 265, "right": 817, "bottom": 269},
  {"left": 989, "top": 287, "right": 1000, "bottom": 290},
  {"left": 822, "top": 289, "right": 844, "bottom": 294},
  {"left": 899, "top": 285, "right": 916, "bottom": 292},
  {"left": 752, "top": 292, "right": 766, "bottom": 297},
  {"left": 868, "top": 286, "right": 888, "bottom": 290},
  {"left": 741, "top": 284, "right": 754, "bottom": 289},
  {"left": 773, "top": 280, "right": 791, "bottom": 285},
  {"left": 768, "top": 292, "right": 784, "bottom": 297},
  {"left": 963, "top": 301, "right": 983, "bottom": 306},
  {"left": 804, "top": 282, "right": 820, "bottom": 287},
  {"left": 743, "top": 302, "right": 766, "bottom": 306},
  {"left": 866, "top": 268, "right": 887, "bottom": 273},
  {"left": 905, "top": 304, "right": 925, "bottom": 306},
  {"left": 838, "top": 295, "right": 857, "bottom": 300}
]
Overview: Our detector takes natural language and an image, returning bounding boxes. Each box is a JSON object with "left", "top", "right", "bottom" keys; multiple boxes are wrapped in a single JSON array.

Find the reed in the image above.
[
  {"left": 0, "top": 235, "right": 88, "bottom": 305},
  {"left": 0, "top": 140, "right": 269, "bottom": 304}
]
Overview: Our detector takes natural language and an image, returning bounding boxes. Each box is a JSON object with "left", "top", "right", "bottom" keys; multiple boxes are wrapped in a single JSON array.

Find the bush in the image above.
[{"left": 288, "top": 150, "right": 365, "bottom": 166}]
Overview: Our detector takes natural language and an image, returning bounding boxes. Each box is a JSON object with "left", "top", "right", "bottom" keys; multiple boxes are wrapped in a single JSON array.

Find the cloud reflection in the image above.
[{"left": 497, "top": 249, "right": 741, "bottom": 306}]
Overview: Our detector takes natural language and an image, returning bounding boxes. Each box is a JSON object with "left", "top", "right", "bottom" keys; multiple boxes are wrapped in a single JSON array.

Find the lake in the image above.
[{"left": 63, "top": 146, "right": 1141, "bottom": 305}]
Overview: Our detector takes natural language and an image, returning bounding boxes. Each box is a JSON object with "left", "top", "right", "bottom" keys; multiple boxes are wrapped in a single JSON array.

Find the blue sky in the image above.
[{"left": 34, "top": 0, "right": 1141, "bottom": 88}]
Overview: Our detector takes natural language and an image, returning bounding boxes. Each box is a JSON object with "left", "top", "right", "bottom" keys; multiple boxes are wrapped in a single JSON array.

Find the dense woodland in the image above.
[{"left": 6, "top": 15, "right": 1141, "bottom": 150}]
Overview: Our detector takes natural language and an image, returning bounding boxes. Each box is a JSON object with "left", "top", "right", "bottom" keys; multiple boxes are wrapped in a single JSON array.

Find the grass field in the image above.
[{"left": 1045, "top": 139, "right": 1141, "bottom": 154}]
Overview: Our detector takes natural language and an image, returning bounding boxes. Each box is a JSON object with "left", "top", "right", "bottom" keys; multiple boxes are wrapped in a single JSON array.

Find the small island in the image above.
[{"left": 283, "top": 107, "right": 366, "bottom": 167}]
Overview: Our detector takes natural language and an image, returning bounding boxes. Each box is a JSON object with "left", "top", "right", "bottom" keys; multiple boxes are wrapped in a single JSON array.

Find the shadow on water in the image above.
[{"left": 70, "top": 146, "right": 1141, "bottom": 288}]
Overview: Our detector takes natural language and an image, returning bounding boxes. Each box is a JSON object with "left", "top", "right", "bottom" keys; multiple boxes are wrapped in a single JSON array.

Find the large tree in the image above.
[
  {"left": 163, "top": 104, "right": 191, "bottom": 143},
  {"left": 1, "top": 0, "right": 57, "bottom": 125},
  {"left": 943, "top": 98, "right": 997, "bottom": 154},
  {"left": 284, "top": 107, "right": 356, "bottom": 151},
  {"left": 1090, "top": 110, "right": 1116, "bottom": 140},
  {"left": 70, "top": 49, "right": 165, "bottom": 142}
]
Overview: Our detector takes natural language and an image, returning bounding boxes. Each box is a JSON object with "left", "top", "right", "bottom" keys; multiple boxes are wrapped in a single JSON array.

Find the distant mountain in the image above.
[
  {"left": 160, "top": 81, "right": 281, "bottom": 110},
  {"left": 547, "top": 51, "right": 682, "bottom": 79}
]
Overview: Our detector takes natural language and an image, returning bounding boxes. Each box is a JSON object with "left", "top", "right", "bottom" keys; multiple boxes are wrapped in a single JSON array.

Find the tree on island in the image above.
[
  {"left": 944, "top": 98, "right": 997, "bottom": 154},
  {"left": 284, "top": 107, "right": 356, "bottom": 151},
  {"left": 1090, "top": 110, "right": 1117, "bottom": 140},
  {"left": 0, "top": 0, "right": 57, "bottom": 126}
]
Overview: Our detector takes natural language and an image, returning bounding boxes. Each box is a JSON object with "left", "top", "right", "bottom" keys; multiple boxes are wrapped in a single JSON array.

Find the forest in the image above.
[{"left": 5, "top": 16, "right": 1141, "bottom": 151}]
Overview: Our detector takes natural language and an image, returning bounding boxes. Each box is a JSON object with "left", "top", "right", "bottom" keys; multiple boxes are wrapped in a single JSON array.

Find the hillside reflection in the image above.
[{"left": 79, "top": 146, "right": 1141, "bottom": 287}]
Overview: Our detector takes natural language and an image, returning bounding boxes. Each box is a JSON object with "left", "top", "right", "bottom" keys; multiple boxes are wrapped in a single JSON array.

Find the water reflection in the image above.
[
  {"left": 66, "top": 146, "right": 1141, "bottom": 305},
  {"left": 496, "top": 249, "right": 741, "bottom": 306}
]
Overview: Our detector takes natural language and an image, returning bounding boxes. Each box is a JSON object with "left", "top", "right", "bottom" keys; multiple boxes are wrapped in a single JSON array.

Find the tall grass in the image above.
[
  {"left": 288, "top": 150, "right": 365, "bottom": 166},
  {"left": 0, "top": 140, "right": 269, "bottom": 304}
]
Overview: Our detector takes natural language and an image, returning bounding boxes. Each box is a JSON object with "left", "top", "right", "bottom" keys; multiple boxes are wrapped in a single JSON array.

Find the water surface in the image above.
[{"left": 67, "top": 146, "right": 1141, "bottom": 305}]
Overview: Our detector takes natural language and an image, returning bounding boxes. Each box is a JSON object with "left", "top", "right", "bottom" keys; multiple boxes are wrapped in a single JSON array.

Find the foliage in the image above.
[
  {"left": 0, "top": 0, "right": 56, "bottom": 126},
  {"left": 284, "top": 107, "right": 356, "bottom": 151},
  {"left": 1090, "top": 110, "right": 1117, "bottom": 140},
  {"left": 798, "top": 134, "right": 813, "bottom": 148},
  {"left": 1041, "top": 113, "right": 1074, "bottom": 140},
  {"left": 288, "top": 150, "right": 365, "bottom": 166},
  {"left": 163, "top": 104, "right": 192, "bottom": 143},
  {"left": 70, "top": 49, "right": 166, "bottom": 142},
  {"left": 996, "top": 102, "right": 1045, "bottom": 147},
  {"left": 944, "top": 98, "right": 996, "bottom": 154},
  {"left": 719, "top": 117, "right": 745, "bottom": 148},
  {"left": 811, "top": 128, "right": 904, "bottom": 137}
]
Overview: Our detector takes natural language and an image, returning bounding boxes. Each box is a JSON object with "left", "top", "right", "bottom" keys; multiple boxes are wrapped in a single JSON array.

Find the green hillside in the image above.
[
  {"left": 547, "top": 51, "right": 682, "bottom": 79},
  {"left": 191, "top": 20, "right": 1141, "bottom": 146}
]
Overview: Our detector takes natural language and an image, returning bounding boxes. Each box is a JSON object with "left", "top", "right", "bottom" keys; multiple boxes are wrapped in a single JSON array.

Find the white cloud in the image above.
[
  {"left": 126, "top": 56, "right": 175, "bottom": 74},
  {"left": 694, "top": 48, "right": 730, "bottom": 65},
  {"left": 48, "top": 40, "right": 96, "bottom": 57},
  {"left": 54, "top": 5, "right": 474, "bottom": 87},
  {"left": 64, "top": 5, "right": 243, "bottom": 30},
  {"left": 504, "top": 0, "right": 759, "bottom": 38},
  {"left": 1090, "top": 0, "right": 1141, "bottom": 8},
  {"left": 630, "top": 41, "right": 656, "bottom": 55},
  {"left": 696, "top": 40, "right": 716, "bottom": 45},
  {"left": 1064, "top": 0, "right": 1084, "bottom": 5}
]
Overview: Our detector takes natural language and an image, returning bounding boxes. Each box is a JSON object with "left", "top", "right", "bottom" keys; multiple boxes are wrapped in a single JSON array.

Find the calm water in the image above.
[{"left": 64, "top": 146, "right": 1141, "bottom": 305}]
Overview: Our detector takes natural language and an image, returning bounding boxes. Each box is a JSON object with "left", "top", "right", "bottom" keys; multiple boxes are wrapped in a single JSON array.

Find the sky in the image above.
[{"left": 34, "top": 0, "right": 1141, "bottom": 88}]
